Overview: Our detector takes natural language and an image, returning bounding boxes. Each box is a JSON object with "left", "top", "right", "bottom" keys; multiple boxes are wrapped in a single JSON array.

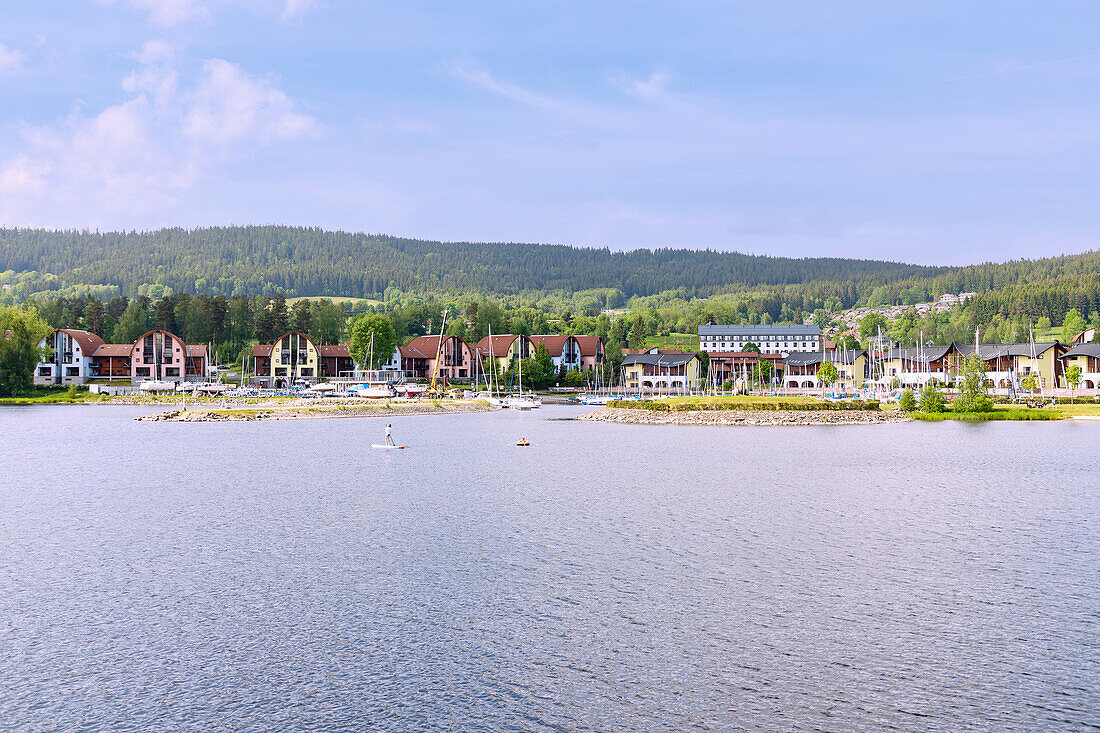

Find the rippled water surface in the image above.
[{"left": 1, "top": 405, "right": 1098, "bottom": 731}]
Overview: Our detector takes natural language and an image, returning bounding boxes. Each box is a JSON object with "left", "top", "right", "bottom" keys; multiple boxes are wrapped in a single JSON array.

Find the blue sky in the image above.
[{"left": 0, "top": 1, "right": 1097, "bottom": 264}]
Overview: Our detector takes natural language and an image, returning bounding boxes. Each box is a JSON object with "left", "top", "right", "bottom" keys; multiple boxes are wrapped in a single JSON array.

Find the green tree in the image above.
[
  {"left": 1066, "top": 364, "right": 1082, "bottom": 391},
  {"left": 1019, "top": 373, "right": 1040, "bottom": 394},
  {"left": 114, "top": 299, "right": 151, "bottom": 343},
  {"left": 0, "top": 305, "right": 52, "bottom": 396},
  {"left": 1062, "top": 308, "right": 1086, "bottom": 341},
  {"left": 752, "top": 359, "right": 773, "bottom": 388},
  {"left": 816, "top": 361, "right": 839, "bottom": 395},
  {"left": 348, "top": 314, "right": 397, "bottom": 370},
  {"left": 743, "top": 341, "right": 761, "bottom": 353},
  {"left": 953, "top": 353, "right": 993, "bottom": 413},
  {"left": 859, "top": 312, "right": 889, "bottom": 340},
  {"left": 291, "top": 299, "right": 312, "bottom": 335},
  {"left": 898, "top": 389, "right": 917, "bottom": 411},
  {"left": 918, "top": 382, "right": 945, "bottom": 412}
]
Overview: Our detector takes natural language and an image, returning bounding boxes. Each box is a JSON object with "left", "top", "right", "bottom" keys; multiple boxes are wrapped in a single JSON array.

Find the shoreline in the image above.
[
  {"left": 137, "top": 400, "right": 499, "bottom": 422},
  {"left": 577, "top": 406, "right": 911, "bottom": 426}
]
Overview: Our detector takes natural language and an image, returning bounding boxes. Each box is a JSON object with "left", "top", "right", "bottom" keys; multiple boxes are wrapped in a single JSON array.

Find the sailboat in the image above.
[
  {"left": 474, "top": 325, "right": 509, "bottom": 407},
  {"left": 504, "top": 337, "right": 540, "bottom": 409}
]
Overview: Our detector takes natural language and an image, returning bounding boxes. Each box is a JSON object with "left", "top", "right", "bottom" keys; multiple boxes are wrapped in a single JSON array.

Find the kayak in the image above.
[{"left": 370, "top": 444, "right": 405, "bottom": 450}]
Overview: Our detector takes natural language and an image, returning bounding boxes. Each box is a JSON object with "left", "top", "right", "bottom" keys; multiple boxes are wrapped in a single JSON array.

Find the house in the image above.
[
  {"left": 784, "top": 350, "right": 868, "bottom": 390},
  {"left": 127, "top": 329, "right": 207, "bottom": 383},
  {"left": 34, "top": 329, "right": 105, "bottom": 385},
  {"left": 252, "top": 332, "right": 355, "bottom": 386},
  {"left": 705, "top": 352, "right": 783, "bottom": 389},
  {"left": 475, "top": 334, "right": 533, "bottom": 374},
  {"left": 528, "top": 334, "right": 581, "bottom": 371},
  {"left": 401, "top": 335, "right": 473, "bottom": 380},
  {"left": 881, "top": 344, "right": 957, "bottom": 388},
  {"left": 573, "top": 335, "right": 605, "bottom": 371},
  {"left": 955, "top": 342, "right": 1064, "bottom": 390},
  {"left": 1070, "top": 328, "right": 1098, "bottom": 345},
  {"left": 699, "top": 325, "right": 823, "bottom": 355},
  {"left": 1059, "top": 343, "right": 1100, "bottom": 389},
  {"left": 621, "top": 352, "right": 701, "bottom": 394}
]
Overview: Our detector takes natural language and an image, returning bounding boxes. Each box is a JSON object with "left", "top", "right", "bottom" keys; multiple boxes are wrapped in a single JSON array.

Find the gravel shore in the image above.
[
  {"left": 138, "top": 401, "right": 498, "bottom": 422},
  {"left": 577, "top": 407, "right": 911, "bottom": 426}
]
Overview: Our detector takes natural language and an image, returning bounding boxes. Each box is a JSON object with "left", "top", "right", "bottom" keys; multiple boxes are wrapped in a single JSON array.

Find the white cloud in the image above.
[
  {"left": 0, "top": 43, "right": 27, "bottom": 76},
  {"left": 184, "top": 59, "right": 318, "bottom": 145},
  {"left": 610, "top": 68, "right": 673, "bottom": 102},
  {"left": 0, "top": 44, "right": 318, "bottom": 227}
]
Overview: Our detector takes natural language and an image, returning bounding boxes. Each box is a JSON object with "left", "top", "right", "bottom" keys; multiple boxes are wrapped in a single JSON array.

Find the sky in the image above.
[{"left": 0, "top": 1, "right": 1098, "bottom": 265}]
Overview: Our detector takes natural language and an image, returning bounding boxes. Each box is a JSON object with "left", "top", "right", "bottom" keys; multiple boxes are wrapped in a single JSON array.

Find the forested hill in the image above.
[{"left": 0, "top": 226, "right": 942, "bottom": 299}]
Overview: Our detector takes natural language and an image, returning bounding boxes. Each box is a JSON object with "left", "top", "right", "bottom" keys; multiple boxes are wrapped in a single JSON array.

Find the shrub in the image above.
[
  {"left": 918, "top": 383, "right": 945, "bottom": 413},
  {"left": 898, "top": 389, "right": 917, "bottom": 412}
]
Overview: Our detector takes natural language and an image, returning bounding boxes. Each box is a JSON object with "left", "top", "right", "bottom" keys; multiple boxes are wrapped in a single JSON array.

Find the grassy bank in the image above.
[
  {"left": 909, "top": 408, "right": 1062, "bottom": 421},
  {"left": 0, "top": 387, "right": 108, "bottom": 405},
  {"left": 609, "top": 395, "right": 882, "bottom": 412}
]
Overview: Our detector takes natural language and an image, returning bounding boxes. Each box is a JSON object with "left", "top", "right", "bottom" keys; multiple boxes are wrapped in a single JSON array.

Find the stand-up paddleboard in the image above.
[{"left": 371, "top": 444, "right": 405, "bottom": 449}]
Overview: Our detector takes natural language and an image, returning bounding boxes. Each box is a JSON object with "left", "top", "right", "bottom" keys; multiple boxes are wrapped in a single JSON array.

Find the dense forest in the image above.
[
  {"left": 3, "top": 226, "right": 1100, "bottom": 361},
  {"left": 0, "top": 226, "right": 943, "bottom": 302}
]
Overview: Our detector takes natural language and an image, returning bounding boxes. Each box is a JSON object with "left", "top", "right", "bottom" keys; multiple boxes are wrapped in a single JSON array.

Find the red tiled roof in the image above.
[
  {"left": 92, "top": 344, "right": 131, "bottom": 357},
  {"left": 57, "top": 329, "right": 105, "bottom": 355},
  {"left": 253, "top": 344, "right": 273, "bottom": 357},
  {"left": 529, "top": 334, "right": 570, "bottom": 354},
  {"left": 476, "top": 334, "right": 523, "bottom": 357},
  {"left": 186, "top": 345, "right": 207, "bottom": 357},
  {"left": 318, "top": 344, "right": 350, "bottom": 357},
  {"left": 572, "top": 335, "right": 603, "bottom": 356},
  {"left": 399, "top": 344, "right": 432, "bottom": 360},
  {"left": 405, "top": 335, "right": 469, "bottom": 357},
  {"left": 706, "top": 351, "right": 783, "bottom": 360}
]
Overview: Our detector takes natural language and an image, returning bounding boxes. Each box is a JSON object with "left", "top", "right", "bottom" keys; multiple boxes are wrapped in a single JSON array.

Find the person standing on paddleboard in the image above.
[{"left": 385, "top": 424, "right": 394, "bottom": 446}]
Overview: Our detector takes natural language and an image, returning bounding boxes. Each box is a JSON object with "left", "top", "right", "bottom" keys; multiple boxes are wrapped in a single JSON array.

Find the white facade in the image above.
[
  {"left": 34, "top": 330, "right": 99, "bottom": 386},
  {"left": 699, "top": 325, "right": 823, "bottom": 356}
]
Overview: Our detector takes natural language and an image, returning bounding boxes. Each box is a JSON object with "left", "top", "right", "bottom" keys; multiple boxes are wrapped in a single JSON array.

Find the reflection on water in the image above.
[{"left": 0, "top": 405, "right": 1097, "bottom": 731}]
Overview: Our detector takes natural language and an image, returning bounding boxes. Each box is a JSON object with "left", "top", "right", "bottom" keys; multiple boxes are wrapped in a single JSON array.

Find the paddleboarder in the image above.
[{"left": 385, "top": 423, "right": 394, "bottom": 446}]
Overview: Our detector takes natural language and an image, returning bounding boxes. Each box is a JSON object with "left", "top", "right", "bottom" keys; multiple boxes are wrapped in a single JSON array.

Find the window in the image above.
[
  {"left": 66, "top": 367, "right": 79, "bottom": 376},
  {"left": 165, "top": 367, "right": 179, "bottom": 377},
  {"left": 38, "top": 367, "right": 51, "bottom": 376}
]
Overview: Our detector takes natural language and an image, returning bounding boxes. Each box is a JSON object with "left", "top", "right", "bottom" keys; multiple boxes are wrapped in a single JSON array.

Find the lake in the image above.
[{"left": 1, "top": 405, "right": 1097, "bottom": 731}]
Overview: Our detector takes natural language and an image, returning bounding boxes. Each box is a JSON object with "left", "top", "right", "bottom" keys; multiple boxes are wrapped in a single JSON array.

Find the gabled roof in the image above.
[
  {"left": 886, "top": 344, "right": 955, "bottom": 363},
  {"left": 955, "top": 342, "right": 1060, "bottom": 359},
  {"left": 699, "top": 325, "right": 821, "bottom": 336},
  {"left": 399, "top": 342, "right": 433, "bottom": 360},
  {"left": 785, "top": 349, "right": 867, "bottom": 367},
  {"left": 91, "top": 343, "right": 131, "bottom": 357},
  {"left": 318, "top": 344, "right": 350, "bottom": 357},
  {"left": 186, "top": 345, "right": 207, "bottom": 358},
  {"left": 405, "top": 335, "right": 468, "bottom": 359},
  {"left": 476, "top": 334, "right": 525, "bottom": 357},
  {"left": 1061, "top": 343, "right": 1100, "bottom": 358},
  {"left": 54, "top": 329, "right": 105, "bottom": 355},
  {"left": 253, "top": 344, "right": 273, "bottom": 357},
  {"left": 572, "top": 335, "right": 603, "bottom": 356},
  {"left": 622, "top": 352, "right": 697, "bottom": 367},
  {"left": 529, "top": 334, "right": 571, "bottom": 354}
]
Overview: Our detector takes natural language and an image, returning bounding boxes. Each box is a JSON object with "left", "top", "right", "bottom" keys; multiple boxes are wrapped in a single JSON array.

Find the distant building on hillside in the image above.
[{"left": 699, "top": 325, "right": 823, "bottom": 355}]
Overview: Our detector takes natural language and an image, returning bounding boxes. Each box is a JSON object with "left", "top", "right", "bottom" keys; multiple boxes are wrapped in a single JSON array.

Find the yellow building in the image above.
[
  {"left": 475, "top": 334, "right": 533, "bottom": 374},
  {"left": 621, "top": 352, "right": 701, "bottom": 394},
  {"left": 1059, "top": 344, "right": 1100, "bottom": 389},
  {"left": 783, "top": 350, "right": 867, "bottom": 391},
  {"left": 254, "top": 332, "right": 322, "bottom": 386}
]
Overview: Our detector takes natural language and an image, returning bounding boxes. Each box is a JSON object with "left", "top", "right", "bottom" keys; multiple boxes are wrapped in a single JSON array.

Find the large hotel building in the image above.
[{"left": 699, "top": 325, "right": 824, "bottom": 355}]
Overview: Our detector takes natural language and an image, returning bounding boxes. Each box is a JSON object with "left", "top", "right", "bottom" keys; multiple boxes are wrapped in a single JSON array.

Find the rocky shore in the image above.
[
  {"left": 577, "top": 407, "right": 910, "bottom": 426},
  {"left": 138, "top": 401, "right": 498, "bottom": 422}
]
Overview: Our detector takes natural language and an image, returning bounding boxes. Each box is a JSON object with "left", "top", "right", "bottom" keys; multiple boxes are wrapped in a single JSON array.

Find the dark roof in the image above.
[
  {"left": 622, "top": 352, "right": 696, "bottom": 367},
  {"left": 886, "top": 344, "right": 955, "bottom": 363},
  {"left": 706, "top": 351, "right": 783, "bottom": 361},
  {"left": 785, "top": 349, "right": 867, "bottom": 367},
  {"left": 955, "top": 341, "right": 1060, "bottom": 359},
  {"left": 699, "top": 325, "right": 821, "bottom": 336},
  {"left": 1061, "top": 343, "right": 1100, "bottom": 359}
]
